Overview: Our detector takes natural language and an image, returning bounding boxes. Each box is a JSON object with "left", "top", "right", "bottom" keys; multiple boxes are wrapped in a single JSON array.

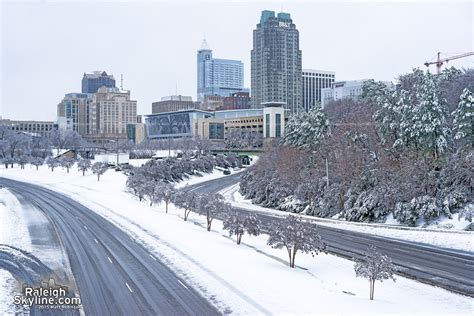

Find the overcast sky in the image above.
[{"left": 1, "top": 0, "right": 473, "bottom": 121}]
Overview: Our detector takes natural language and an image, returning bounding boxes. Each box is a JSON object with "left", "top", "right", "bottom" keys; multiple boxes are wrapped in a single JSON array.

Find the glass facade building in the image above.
[
  {"left": 82, "top": 71, "right": 116, "bottom": 93},
  {"left": 197, "top": 40, "right": 245, "bottom": 101}
]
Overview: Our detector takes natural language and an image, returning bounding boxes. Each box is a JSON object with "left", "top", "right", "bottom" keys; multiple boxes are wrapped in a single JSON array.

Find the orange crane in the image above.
[{"left": 424, "top": 52, "right": 474, "bottom": 74}]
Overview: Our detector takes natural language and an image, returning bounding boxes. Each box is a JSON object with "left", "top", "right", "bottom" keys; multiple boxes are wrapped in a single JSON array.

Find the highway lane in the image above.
[
  {"left": 185, "top": 172, "right": 474, "bottom": 297},
  {"left": 0, "top": 177, "right": 220, "bottom": 315}
]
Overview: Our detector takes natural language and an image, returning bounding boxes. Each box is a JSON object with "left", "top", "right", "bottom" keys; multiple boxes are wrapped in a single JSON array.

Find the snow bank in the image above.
[{"left": 0, "top": 165, "right": 471, "bottom": 315}]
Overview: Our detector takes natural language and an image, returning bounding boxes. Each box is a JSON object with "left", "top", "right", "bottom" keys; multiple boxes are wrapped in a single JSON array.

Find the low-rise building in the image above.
[
  {"left": 152, "top": 95, "right": 199, "bottom": 114},
  {"left": 0, "top": 119, "right": 57, "bottom": 135},
  {"left": 145, "top": 107, "right": 285, "bottom": 144}
]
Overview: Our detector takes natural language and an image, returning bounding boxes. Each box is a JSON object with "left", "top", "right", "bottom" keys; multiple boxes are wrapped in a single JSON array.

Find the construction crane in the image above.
[{"left": 424, "top": 52, "right": 474, "bottom": 74}]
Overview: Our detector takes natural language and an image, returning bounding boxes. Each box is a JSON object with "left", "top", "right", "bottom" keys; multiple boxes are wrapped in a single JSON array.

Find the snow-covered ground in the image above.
[
  {"left": 222, "top": 184, "right": 473, "bottom": 253},
  {"left": 0, "top": 186, "right": 78, "bottom": 315},
  {"left": 0, "top": 164, "right": 472, "bottom": 315}
]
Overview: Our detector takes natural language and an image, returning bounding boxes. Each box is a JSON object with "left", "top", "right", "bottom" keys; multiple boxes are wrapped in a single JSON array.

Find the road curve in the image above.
[
  {"left": 185, "top": 173, "right": 474, "bottom": 297},
  {"left": 0, "top": 177, "right": 220, "bottom": 315}
]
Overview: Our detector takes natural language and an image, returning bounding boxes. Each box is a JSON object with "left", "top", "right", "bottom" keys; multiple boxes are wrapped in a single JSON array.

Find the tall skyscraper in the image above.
[
  {"left": 302, "top": 69, "right": 336, "bottom": 111},
  {"left": 251, "top": 10, "right": 302, "bottom": 113},
  {"left": 197, "top": 39, "right": 245, "bottom": 101},
  {"left": 82, "top": 71, "right": 116, "bottom": 93}
]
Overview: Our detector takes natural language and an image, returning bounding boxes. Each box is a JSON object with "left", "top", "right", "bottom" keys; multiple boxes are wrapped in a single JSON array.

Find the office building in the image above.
[
  {"left": 57, "top": 87, "right": 137, "bottom": 142},
  {"left": 197, "top": 39, "right": 245, "bottom": 101},
  {"left": 251, "top": 10, "right": 302, "bottom": 113},
  {"left": 222, "top": 92, "right": 251, "bottom": 110},
  {"left": 302, "top": 69, "right": 335, "bottom": 111},
  {"left": 0, "top": 119, "right": 57, "bottom": 135},
  {"left": 152, "top": 95, "right": 199, "bottom": 114},
  {"left": 57, "top": 93, "right": 95, "bottom": 134},
  {"left": 321, "top": 80, "right": 393, "bottom": 107},
  {"left": 82, "top": 71, "right": 116, "bottom": 93}
]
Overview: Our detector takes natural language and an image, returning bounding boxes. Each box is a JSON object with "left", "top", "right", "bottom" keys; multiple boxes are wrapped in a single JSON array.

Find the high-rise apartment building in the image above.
[
  {"left": 197, "top": 40, "right": 245, "bottom": 101},
  {"left": 251, "top": 10, "right": 302, "bottom": 113},
  {"left": 82, "top": 71, "right": 116, "bottom": 93},
  {"left": 302, "top": 69, "right": 336, "bottom": 111}
]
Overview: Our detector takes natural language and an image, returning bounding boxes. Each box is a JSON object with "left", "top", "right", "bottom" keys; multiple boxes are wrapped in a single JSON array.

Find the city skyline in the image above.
[{"left": 1, "top": 0, "right": 473, "bottom": 120}]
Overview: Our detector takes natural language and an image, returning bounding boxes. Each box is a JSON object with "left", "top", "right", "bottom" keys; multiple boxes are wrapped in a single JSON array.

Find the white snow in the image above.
[
  {"left": 0, "top": 164, "right": 472, "bottom": 315},
  {"left": 222, "top": 184, "right": 473, "bottom": 253},
  {"left": 0, "top": 188, "right": 34, "bottom": 315},
  {"left": 0, "top": 186, "right": 78, "bottom": 315}
]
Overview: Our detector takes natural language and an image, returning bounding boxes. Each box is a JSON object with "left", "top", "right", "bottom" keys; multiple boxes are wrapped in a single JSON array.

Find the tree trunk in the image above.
[
  {"left": 237, "top": 233, "right": 242, "bottom": 245},
  {"left": 291, "top": 248, "right": 297, "bottom": 268},
  {"left": 287, "top": 247, "right": 292, "bottom": 267},
  {"left": 36, "top": 166, "right": 39, "bottom": 170},
  {"left": 184, "top": 209, "right": 191, "bottom": 221},
  {"left": 370, "top": 279, "right": 374, "bottom": 300},
  {"left": 207, "top": 218, "right": 212, "bottom": 231},
  {"left": 83, "top": 170, "right": 85, "bottom": 176},
  {"left": 165, "top": 202, "right": 168, "bottom": 213},
  {"left": 97, "top": 175, "right": 100, "bottom": 181},
  {"left": 67, "top": 167, "right": 69, "bottom": 173}
]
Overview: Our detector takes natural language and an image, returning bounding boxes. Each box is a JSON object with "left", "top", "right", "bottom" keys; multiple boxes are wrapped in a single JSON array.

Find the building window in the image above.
[
  {"left": 275, "top": 113, "right": 281, "bottom": 138},
  {"left": 265, "top": 113, "right": 270, "bottom": 137}
]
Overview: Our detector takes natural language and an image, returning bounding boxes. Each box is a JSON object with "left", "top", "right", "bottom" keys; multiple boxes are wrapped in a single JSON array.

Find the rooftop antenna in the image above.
[{"left": 120, "top": 74, "right": 124, "bottom": 90}]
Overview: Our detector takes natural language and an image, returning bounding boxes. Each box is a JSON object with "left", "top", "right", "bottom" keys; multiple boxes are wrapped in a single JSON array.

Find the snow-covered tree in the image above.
[
  {"left": 223, "top": 212, "right": 262, "bottom": 244},
  {"left": 452, "top": 88, "right": 473, "bottom": 147},
  {"left": 196, "top": 193, "right": 231, "bottom": 231},
  {"left": 91, "top": 162, "right": 108, "bottom": 181},
  {"left": 172, "top": 189, "right": 199, "bottom": 221},
  {"left": 77, "top": 159, "right": 91, "bottom": 176},
  {"left": 284, "top": 103, "right": 329, "bottom": 151},
  {"left": 295, "top": 175, "right": 326, "bottom": 215},
  {"left": 30, "top": 157, "right": 44, "bottom": 170},
  {"left": 354, "top": 245, "right": 396, "bottom": 300},
  {"left": 59, "top": 157, "right": 76, "bottom": 173},
  {"left": 47, "top": 129, "right": 83, "bottom": 155},
  {"left": 267, "top": 215, "right": 326, "bottom": 268},
  {"left": 126, "top": 173, "right": 147, "bottom": 202},
  {"left": 17, "top": 155, "right": 30, "bottom": 169},
  {"left": 156, "top": 181, "right": 176, "bottom": 213},
  {"left": 46, "top": 157, "right": 60, "bottom": 172}
]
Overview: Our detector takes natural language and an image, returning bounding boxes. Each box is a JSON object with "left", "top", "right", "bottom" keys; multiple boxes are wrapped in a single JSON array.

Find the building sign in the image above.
[
  {"left": 146, "top": 112, "right": 192, "bottom": 138},
  {"left": 278, "top": 21, "right": 290, "bottom": 27}
]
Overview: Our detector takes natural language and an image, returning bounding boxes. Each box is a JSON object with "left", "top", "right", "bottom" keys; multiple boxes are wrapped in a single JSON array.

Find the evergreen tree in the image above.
[
  {"left": 452, "top": 88, "right": 473, "bottom": 147},
  {"left": 283, "top": 104, "right": 329, "bottom": 151}
]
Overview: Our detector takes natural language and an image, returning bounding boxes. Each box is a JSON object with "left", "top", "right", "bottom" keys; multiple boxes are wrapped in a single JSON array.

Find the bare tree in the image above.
[
  {"left": 47, "top": 129, "right": 83, "bottom": 155},
  {"left": 267, "top": 215, "right": 326, "bottom": 268},
  {"left": 223, "top": 211, "right": 262, "bottom": 244},
  {"left": 77, "top": 159, "right": 91, "bottom": 176},
  {"left": 91, "top": 162, "right": 108, "bottom": 181},
  {"left": 156, "top": 181, "right": 176, "bottom": 213},
  {"left": 354, "top": 245, "right": 396, "bottom": 300}
]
